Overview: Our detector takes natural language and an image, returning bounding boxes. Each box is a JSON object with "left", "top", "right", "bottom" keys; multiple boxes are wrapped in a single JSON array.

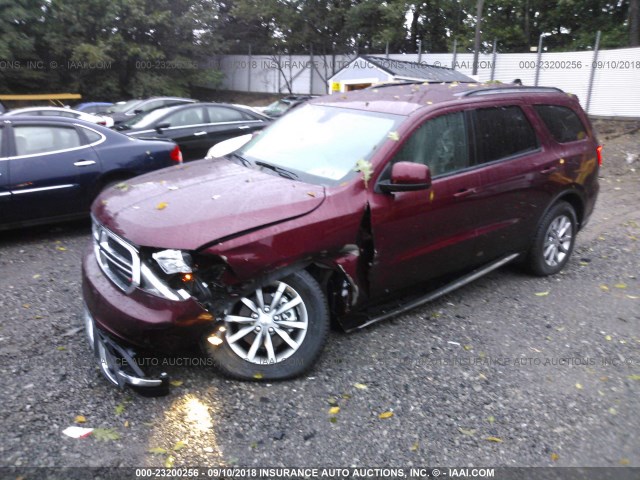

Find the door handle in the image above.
[
  {"left": 193, "top": 131, "right": 207, "bottom": 136},
  {"left": 454, "top": 187, "right": 477, "bottom": 198},
  {"left": 73, "top": 160, "right": 96, "bottom": 167}
]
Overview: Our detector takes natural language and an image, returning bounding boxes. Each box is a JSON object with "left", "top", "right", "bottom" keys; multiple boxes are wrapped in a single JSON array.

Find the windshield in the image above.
[
  {"left": 120, "top": 108, "right": 172, "bottom": 129},
  {"left": 239, "top": 104, "right": 404, "bottom": 186},
  {"left": 107, "top": 99, "right": 142, "bottom": 113},
  {"left": 264, "top": 100, "right": 292, "bottom": 115}
]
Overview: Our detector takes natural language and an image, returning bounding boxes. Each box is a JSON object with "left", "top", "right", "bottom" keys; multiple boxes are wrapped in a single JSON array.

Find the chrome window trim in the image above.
[
  {"left": 1, "top": 124, "right": 106, "bottom": 161},
  {"left": 129, "top": 120, "right": 264, "bottom": 136}
]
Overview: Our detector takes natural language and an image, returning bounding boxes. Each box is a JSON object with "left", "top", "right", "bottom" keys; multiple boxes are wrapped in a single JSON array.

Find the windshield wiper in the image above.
[
  {"left": 255, "top": 161, "right": 298, "bottom": 180},
  {"left": 229, "top": 151, "right": 252, "bottom": 168}
]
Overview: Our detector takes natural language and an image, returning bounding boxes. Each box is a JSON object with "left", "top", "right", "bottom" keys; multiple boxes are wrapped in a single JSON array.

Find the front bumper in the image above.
[
  {"left": 82, "top": 248, "right": 217, "bottom": 390},
  {"left": 84, "top": 305, "right": 170, "bottom": 391}
]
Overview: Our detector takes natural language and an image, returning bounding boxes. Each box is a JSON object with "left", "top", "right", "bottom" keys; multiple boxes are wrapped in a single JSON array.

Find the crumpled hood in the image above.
[{"left": 93, "top": 158, "right": 325, "bottom": 250}]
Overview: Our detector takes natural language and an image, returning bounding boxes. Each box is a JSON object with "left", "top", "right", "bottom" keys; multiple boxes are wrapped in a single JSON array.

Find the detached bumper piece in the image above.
[{"left": 84, "top": 305, "right": 170, "bottom": 396}]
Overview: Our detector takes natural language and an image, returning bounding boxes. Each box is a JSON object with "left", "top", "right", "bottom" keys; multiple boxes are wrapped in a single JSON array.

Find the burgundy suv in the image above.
[{"left": 82, "top": 83, "right": 600, "bottom": 391}]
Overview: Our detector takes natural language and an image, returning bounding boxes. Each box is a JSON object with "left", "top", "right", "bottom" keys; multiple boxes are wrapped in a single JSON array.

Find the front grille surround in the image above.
[{"left": 93, "top": 220, "right": 141, "bottom": 293}]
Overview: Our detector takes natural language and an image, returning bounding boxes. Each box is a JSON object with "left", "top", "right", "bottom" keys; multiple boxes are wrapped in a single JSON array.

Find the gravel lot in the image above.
[{"left": 0, "top": 125, "right": 638, "bottom": 472}]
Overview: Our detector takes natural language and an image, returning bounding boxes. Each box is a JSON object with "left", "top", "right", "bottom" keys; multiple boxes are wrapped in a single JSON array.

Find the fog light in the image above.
[{"left": 207, "top": 335, "right": 223, "bottom": 346}]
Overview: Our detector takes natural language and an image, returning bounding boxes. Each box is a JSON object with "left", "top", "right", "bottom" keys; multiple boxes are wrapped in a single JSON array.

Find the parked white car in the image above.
[{"left": 3, "top": 106, "right": 114, "bottom": 128}]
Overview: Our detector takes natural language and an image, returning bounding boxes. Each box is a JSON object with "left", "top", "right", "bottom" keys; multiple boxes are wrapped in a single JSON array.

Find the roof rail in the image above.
[{"left": 460, "top": 86, "right": 564, "bottom": 97}]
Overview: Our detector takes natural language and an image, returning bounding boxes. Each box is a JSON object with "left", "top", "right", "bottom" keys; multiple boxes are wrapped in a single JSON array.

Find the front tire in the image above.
[
  {"left": 527, "top": 201, "right": 577, "bottom": 276},
  {"left": 205, "top": 270, "right": 329, "bottom": 380}
]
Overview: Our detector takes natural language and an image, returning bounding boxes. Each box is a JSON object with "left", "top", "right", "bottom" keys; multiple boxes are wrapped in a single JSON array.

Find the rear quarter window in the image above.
[
  {"left": 534, "top": 105, "right": 588, "bottom": 143},
  {"left": 473, "top": 106, "right": 538, "bottom": 164}
]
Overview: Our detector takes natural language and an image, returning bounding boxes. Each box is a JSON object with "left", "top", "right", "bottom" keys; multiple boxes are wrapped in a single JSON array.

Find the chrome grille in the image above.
[{"left": 93, "top": 220, "right": 140, "bottom": 293}]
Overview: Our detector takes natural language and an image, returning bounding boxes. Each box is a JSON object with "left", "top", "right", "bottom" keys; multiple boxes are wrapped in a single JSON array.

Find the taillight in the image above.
[
  {"left": 170, "top": 145, "right": 183, "bottom": 163},
  {"left": 596, "top": 145, "right": 602, "bottom": 166}
]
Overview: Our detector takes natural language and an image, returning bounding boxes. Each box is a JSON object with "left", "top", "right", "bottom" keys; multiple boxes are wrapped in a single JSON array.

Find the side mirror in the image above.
[
  {"left": 155, "top": 122, "right": 170, "bottom": 133},
  {"left": 378, "top": 161, "right": 432, "bottom": 193}
]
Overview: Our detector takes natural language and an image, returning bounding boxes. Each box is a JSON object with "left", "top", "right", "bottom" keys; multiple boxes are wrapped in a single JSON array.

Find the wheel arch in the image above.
[{"left": 545, "top": 189, "right": 586, "bottom": 230}]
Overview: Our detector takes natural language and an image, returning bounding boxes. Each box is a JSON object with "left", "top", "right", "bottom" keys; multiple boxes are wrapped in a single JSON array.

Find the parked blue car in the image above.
[
  {"left": 74, "top": 102, "right": 114, "bottom": 114},
  {"left": 0, "top": 116, "right": 183, "bottom": 230}
]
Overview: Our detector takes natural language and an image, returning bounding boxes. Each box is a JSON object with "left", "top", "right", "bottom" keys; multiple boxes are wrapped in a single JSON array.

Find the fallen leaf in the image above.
[
  {"left": 378, "top": 411, "right": 394, "bottom": 419},
  {"left": 32, "top": 274, "right": 41, "bottom": 279},
  {"left": 627, "top": 295, "right": 639, "bottom": 299},
  {"left": 156, "top": 202, "right": 169, "bottom": 210},
  {"left": 535, "top": 291, "right": 550, "bottom": 297},
  {"left": 164, "top": 455, "right": 175, "bottom": 468},
  {"left": 306, "top": 192, "right": 316, "bottom": 197},
  {"left": 173, "top": 440, "right": 187, "bottom": 451},
  {"left": 74, "top": 415, "right": 87, "bottom": 424},
  {"left": 487, "top": 415, "right": 495, "bottom": 425},
  {"left": 253, "top": 373, "right": 263, "bottom": 380},
  {"left": 115, "top": 403, "right": 125, "bottom": 416},
  {"left": 92, "top": 428, "right": 120, "bottom": 441},
  {"left": 327, "top": 397, "right": 338, "bottom": 406},
  {"left": 620, "top": 458, "right": 630, "bottom": 465},
  {"left": 329, "top": 417, "right": 337, "bottom": 423},
  {"left": 124, "top": 421, "right": 130, "bottom": 428},
  {"left": 551, "top": 453, "right": 559, "bottom": 461},
  {"left": 463, "top": 345, "right": 473, "bottom": 351},
  {"left": 410, "top": 441, "right": 419, "bottom": 451},
  {"left": 328, "top": 406, "right": 340, "bottom": 415},
  {"left": 353, "top": 159, "right": 373, "bottom": 188},
  {"left": 341, "top": 393, "right": 352, "bottom": 399},
  {"left": 387, "top": 131, "right": 400, "bottom": 141},
  {"left": 600, "top": 284, "right": 610, "bottom": 292},
  {"left": 605, "top": 335, "right": 612, "bottom": 341},
  {"left": 114, "top": 183, "right": 129, "bottom": 191},
  {"left": 608, "top": 407, "right": 617, "bottom": 415},
  {"left": 56, "top": 346, "right": 66, "bottom": 351},
  {"left": 628, "top": 375, "right": 640, "bottom": 381},
  {"left": 614, "top": 283, "right": 627, "bottom": 289},
  {"left": 23, "top": 304, "right": 30, "bottom": 309},
  {"left": 486, "top": 436, "right": 503, "bottom": 443},
  {"left": 148, "top": 447, "right": 168, "bottom": 455},
  {"left": 354, "top": 383, "right": 368, "bottom": 390},
  {"left": 56, "top": 246, "right": 67, "bottom": 251},
  {"left": 169, "top": 380, "right": 183, "bottom": 387},
  {"left": 458, "top": 427, "right": 476, "bottom": 436},
  {"left": 575, "top": 383, "right": 583, "bottom": 389}
]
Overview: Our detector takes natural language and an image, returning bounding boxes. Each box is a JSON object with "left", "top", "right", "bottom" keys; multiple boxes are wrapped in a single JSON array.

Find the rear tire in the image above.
[
  {"left": 204, "top": 270, "right": 329, "bottom": 380},
  {"left": 527, "top": 201, "right": 577, "bottom": 276}
]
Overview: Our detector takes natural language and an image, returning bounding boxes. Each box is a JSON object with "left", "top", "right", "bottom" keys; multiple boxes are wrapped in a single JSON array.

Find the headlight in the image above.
[{"left": 152, "top": 249, "right": 192, "bottom": 274}]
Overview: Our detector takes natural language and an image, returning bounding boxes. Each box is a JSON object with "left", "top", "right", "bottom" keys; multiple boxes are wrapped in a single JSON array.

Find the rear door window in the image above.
[
  {"left": 534, "top": 105, "right": 587, "bottom": 143},
  {"left": 206, "top": 106, "right": 247, "bottom": 123},
  {"left": 473, "top": 106, "right": 538, "bottom": 164},
  {"left": 14, "top": 125, "right": 82, "bottom": 156}
]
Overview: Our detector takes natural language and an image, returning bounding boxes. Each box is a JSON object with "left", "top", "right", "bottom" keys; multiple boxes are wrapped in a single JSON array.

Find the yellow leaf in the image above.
[
  {"left": 458, "top": 427, "right": 476, "bottom": 436},
  {"left": 164, "top": 455, "right": 175, "bottom": 468},
  {"left": 463, "top": 345, "right": 472, "bottom": 351},
  {"left": 628, "top": 375, "right": 640, "bottom": 381},
  {"left": 115, "top": 403, "right": 125, "bottom": 415},
  {"left": 410, "top": 441, "right": 419, "bottom": 451},
  {"left": 575, "top": 383, "right": 583, "bottom": 389},
  {"left": 614, "top": 283, "right": 627, "bottom": 289},
  {"left": 74, "top": 415, "right": 86, "bottom": 424},
  {"left": 148, "top": 447, "right": 168, "bottom": 455},
  {"left": 169, "top": 380, "right": 183, "bottom": 387},
  {"left": 32, "top": 274, "right": 41, "bottom": 279},
  {"left": 306, "top": 191, "right": 316, "bottom": 197},
  {"left": 56, "top": 346, "right": 66, "bottom": 351},
  {"left": 551, "top": 453, "right": 559, "bottom": 461},
  {"left": 156, "top": 202, "right": 169, "bottom": 210},
  {"left": 605, "top": 335, "right": 612, "bottom": 341},
  {"left": 608, "top": 407, "right": 617, "bottom": 415},
  {"left": 173, "top": 440, "right": 187, "bottom": 451},
  {"left": 354, "top": 383, "right": 368, "bottom": 390},
  {"left": 620, "top": 458, "right": 630, "bottom": 465},
  {"left": 378, "top": 411, "right": 394, "bottom": 419},
  {"left": 387, "top": 131, "right": 400, "bottom": 141},
  {"left": 487, "top": 415, "right": 495, "bottom": 425},
  {"left": 124, "top": 420, "right": 130, "bottom": 428},
  {"left": 535, "top": 291, "right": 550, "bottom": 297},
  {"left": 253, "top": 373, "right": 263, "bottom": 380},
  {"left": 56, "top": 246, "right": 67, "bottom": 251},
  {"left": 599, "top": 284, "right": 609, "bottom": 292},
  {"left": 328, "top": 406, "right": 340, "bottom": 415},
  {"left": 486, "top": 436, "right": 503, "bottom": 443}
]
